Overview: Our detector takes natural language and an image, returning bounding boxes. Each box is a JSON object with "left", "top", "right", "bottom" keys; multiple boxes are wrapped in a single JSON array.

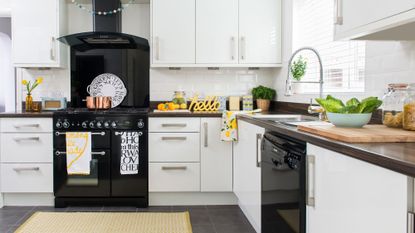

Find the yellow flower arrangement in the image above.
[{"left": 22, "top": 77, "right": 43, "bottom": 95}]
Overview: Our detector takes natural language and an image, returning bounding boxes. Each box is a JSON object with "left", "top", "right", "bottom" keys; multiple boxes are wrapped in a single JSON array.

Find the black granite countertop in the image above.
[
  {"left": 0, "top": 111, "right": 54, "bottom": 118},
  {"left": 238, "top": 114, "right": 415, "bottom": 177}
]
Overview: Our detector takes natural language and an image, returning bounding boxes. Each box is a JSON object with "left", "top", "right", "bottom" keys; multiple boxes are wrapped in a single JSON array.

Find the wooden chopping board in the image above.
[{"left": 297, "top": 124, "right": 415, "bottom": 143}]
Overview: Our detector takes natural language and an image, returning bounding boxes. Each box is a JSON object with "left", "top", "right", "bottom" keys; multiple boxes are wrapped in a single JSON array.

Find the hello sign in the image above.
[{"left": 188, "top": 95, "right": 221, "bottom": 112}]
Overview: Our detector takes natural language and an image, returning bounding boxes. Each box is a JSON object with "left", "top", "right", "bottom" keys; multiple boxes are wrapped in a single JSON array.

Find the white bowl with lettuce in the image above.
[{"left": 316, "top": 96, "right": 383, "bottom": 128}]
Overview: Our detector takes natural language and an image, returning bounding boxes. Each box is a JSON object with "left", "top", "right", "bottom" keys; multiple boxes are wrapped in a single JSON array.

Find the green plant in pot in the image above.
[
  {"left": 315, "top": 95, "right": 383, "bottom": 128},
  {"left": 290, "top": 55, "right": 308, "bottom": 81},
  {"left": 251, "top": 85, "right": 276, "bottom": 111}
]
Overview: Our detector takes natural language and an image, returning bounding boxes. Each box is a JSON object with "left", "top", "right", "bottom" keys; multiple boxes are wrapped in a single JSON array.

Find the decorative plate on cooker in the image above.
[{"left": 87, "top": 73, "right": 127, "bottom": 108}]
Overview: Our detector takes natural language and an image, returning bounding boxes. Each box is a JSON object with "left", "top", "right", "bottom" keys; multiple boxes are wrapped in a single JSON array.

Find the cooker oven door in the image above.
[
  {"left": 53, "top": 131, "right": 111, "bottom": 197},
  {"left": 111, "top": 130, "right": 148, "bottom": 197}
]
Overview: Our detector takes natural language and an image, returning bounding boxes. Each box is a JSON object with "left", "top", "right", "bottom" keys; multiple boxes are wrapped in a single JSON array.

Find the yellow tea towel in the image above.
[
  {"left": 66, "top": 132, "right": 92, "bottom": 175},
  {"left": 221, "top": 111, "right": 239, "bottom": 141}
]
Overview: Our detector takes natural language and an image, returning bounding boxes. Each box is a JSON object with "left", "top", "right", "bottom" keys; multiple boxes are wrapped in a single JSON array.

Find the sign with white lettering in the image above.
[{"left": 118, "top": 131, "right": 142, "bottom": 175}]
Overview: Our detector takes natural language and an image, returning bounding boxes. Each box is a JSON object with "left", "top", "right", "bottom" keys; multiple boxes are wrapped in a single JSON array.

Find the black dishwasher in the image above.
[{"left": 261, "top": 132, "right": 306, "bottom": 233}]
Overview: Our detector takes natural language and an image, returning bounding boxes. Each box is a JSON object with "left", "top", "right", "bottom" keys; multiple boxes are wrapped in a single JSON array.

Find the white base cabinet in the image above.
[
  {"left": 306, "top": 144, "right": 408, "bottom": 233},
  {"left": 149, "top": 117, "right": 233, "bottom": 193},
  {"left": 233, "top": 120, "right": 264, "bottom": 233}
]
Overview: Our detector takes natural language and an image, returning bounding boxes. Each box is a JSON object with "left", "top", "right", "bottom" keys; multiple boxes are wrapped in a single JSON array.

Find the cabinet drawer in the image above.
[
  {"left": 149, "top": 163, "right": 200, "bottom": 192},
  {"left": 0, "top": 118, "right": 52, "bottom": 133},
  {"left": 1, "top": 163, "right": 53, "bottom": 193},
  {"left": 149, "top": 133, "right": 200, "bottom": 162},
  {"left": 1, "top": 133, "right": 53, "bottom": 163},
  {"left": 149, "top": 118, "right": 200, "bottom": 132}
]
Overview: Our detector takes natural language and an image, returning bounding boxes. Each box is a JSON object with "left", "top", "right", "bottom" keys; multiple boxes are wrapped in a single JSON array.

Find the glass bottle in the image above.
[
  {"left": 172, "top": 90, "right": 187, "bottom": 109},
  {"left": 403, "top": 83, "right": 415, "bottom": 130},
  {"left": 381, "top": 84, "right": 407, "bottom": 128}
]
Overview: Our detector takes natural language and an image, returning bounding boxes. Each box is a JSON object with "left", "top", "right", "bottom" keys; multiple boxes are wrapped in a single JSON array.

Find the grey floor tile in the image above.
[
  {"left": 188, "top": 209, "right": 212, "bottom": 226},
  {"left": 206, "top": 205, "right": 239, "bottom": 210},
  {"left": 6, "top": 225, "right": 19, "bottom": 233},
  {"left": 208, "top": 208, "right": 250, "bottom": 225},
  {"left": 0, "top": 206, "right": 34, "bottom": 212},
  {"left": 172, "top": 205, "right": 207, "bottom": 211},
  {"left": 192, "top": 224, "right": 217, "bottom": 233},
  {"left": 0, "top": 225, "right": 13, "bottom": 233},
  {"left": 67, "top": 206, "right": 104, "bottom": 212},
  {"left": 0, "top": 211, "right": 28, "bottom": 226},
  {"left": 33, "top": 206, "right": 68, "bottom": 212},
  {"left": 214, "top": 223, "right": 256, "bottom": 233},
  {"left": 137, "top": 206, "right": 172, "bottom": 212},
  {"left": 102, "top": 206, "right": 137, "bottom": 212}
]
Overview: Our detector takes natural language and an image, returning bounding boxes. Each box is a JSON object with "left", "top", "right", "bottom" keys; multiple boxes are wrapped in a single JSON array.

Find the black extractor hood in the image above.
[{"left": 58, "top": 0, "right": 149, "bottom": 51}]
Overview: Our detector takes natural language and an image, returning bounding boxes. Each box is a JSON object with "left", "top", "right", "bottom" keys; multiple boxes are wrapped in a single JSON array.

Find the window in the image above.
[{"left": 292, "top": 0, "right": 365, "bottom": 93}]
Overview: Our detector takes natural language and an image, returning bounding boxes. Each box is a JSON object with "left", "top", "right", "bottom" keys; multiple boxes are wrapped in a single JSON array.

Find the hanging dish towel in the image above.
[
  {"left": 221, "top": 111, "right": 239, "bottom": 141},
  {"left": 221, "top": 109, "right": 262, "bottom": 142},
  {"left": 66, "top": 132, "right": 92, "bottom": 175}
]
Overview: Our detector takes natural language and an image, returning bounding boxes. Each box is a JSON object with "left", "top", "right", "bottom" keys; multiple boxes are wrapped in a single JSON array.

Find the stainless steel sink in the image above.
[{"left": 250, "top": 114, "right": 320, "bottom": 126}]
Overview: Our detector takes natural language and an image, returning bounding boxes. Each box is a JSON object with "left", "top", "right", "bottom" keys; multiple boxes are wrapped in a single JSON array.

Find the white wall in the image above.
[{"left": 274, "top": 0, "right": 415, "bottom": 104}]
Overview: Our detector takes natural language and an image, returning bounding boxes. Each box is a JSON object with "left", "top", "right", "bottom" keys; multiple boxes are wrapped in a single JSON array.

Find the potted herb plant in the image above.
[
  {"left": 251, "top": 85, "right": 276, "bottom": 111},
  {"left": 290, "top": 55, "right": 307, "bottom": 81}
]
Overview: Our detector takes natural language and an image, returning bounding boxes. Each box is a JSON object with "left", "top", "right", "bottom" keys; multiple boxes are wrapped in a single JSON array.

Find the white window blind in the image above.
[{"left": 292, "top": 0, "right": 365, "bottom": 93}]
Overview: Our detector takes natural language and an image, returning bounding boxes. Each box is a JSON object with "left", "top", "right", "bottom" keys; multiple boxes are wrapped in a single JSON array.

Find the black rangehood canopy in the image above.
[{"left": 58, "top": 0, "right": 149, "bottom": 51}]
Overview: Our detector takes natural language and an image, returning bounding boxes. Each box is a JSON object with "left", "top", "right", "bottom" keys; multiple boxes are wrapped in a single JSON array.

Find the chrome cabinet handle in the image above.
[
  {"left": 14, "top": 124, "right": 40, "bottom": 129},
  {"left": 334, "top": 0, "right": 343, "bottom": 25},
  {"left": 161, "top": 166, "right": 187, "bottom": 171},
  {"left": 13, "top": 137, "right": 40, "bottom": 142},
  {"left": 50, "top": 37, "right": 56, "bottom": 60},
  {"left": 55, "top": 151, "right": 106, "bottom": 156},
  {"left": 13, "top": 167, "right": 40, "bottom": 172},
  {"left": 154, "top": 36, "right": 160, "bottom": 60},
  {"left": 408, "top": 212, "right": 414, "bottom": 233},
  {"left": 240, "top": 36, "right": 246, "bottom": 60},
  {"left": 307, "top": 155, "right": 316, "bottom": 207},
  {"left": 231, "top": 36, "right": 236, "bottom": 60},
  {"left": 161, "top": 136, "right": 187, "bottom": 141},
  {"left": 256, "top": 134, "right": 262, "bottom": 168},
  {"left": 203, "top": 122, "right": 208, "bottom": 147},
  {"left": 161, "top": 123, "right": 187, "bottom": 127}
]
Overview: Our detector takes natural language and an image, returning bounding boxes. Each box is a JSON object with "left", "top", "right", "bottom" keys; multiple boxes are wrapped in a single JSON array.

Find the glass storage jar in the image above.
[
  {"left": 403, "top": 83, "right": 415, "bottom": 131},
  {"left": 381, "top": 83, "right": 407, "bottom": 128},
  {"left": 172, "top": 90, "right": 187, "bottom": 109}
]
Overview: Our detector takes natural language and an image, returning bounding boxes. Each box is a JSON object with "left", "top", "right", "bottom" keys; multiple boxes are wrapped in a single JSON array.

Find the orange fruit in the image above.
[
  {"left": 168, "top": 102, "right": 176, "bottom": 110},
  {"left": 157, "top": 103, "right": 165, "bottom": 111}
]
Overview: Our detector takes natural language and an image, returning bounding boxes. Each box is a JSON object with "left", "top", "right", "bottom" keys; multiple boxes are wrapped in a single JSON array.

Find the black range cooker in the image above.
[
  {"left": 53, "top": 109, "right": 148, "bottom": 207},
  {"left": 55, "top": 0, "right": 150, "bottom": 207}
]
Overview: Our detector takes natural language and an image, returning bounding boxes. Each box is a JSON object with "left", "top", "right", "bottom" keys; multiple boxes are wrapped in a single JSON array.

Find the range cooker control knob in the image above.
[
  {"left": 96, "top": 121, "right": 103, "bottom": 128},
  {"left": 137, "top": 120, "right": 144, "bottom": 129},
  {"left": 89, "top": 121, "right": 95, "bottom": 128},
  {"left": 81, "top": 121, "right": 88, "bottom": 129},
  {"left": 63, "top": 121, "right": 70, "bottom": 129},
  {"left": 111, "top": 121, "right": 117, "bottom": 128},
  {"left": 104, "top": 121, "right": 110, "bottom": 128},
  {"left": 55, "top": 121, "right": 62, "bottom": 128}
]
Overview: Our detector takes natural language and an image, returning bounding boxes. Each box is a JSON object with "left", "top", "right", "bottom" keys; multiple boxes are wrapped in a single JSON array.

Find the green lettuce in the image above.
[{"left": 315, "top": 96, "right": 382, "bottom": 114}]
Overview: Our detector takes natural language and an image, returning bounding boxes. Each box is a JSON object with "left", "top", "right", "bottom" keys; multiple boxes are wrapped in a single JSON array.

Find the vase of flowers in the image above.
[{"left": 22, "top": 77, "right": 43, "bottom": 112}]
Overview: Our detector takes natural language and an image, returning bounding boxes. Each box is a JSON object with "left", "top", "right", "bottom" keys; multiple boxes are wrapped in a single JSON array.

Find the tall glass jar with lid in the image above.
[
  {"left": 403, "top": 83, "right": 415, "bottom": 130},
  {"left": 382, "top": 84, "right": 408, "bottom": 128}
]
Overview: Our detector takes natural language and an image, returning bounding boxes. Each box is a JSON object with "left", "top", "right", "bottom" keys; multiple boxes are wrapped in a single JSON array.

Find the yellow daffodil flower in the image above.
[
  {"left": 22, "top": 80, "right": 28, "bottom": 85},
  {"left": 36, "top": 77, "right": 43, "bottom": 84}
]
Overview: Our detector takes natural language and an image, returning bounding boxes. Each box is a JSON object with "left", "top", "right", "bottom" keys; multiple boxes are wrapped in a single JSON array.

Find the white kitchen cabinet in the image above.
[
  {"left": 334, "top": 0, "right": 415, "bottom": 40},
  {"left": 151, "top": 0, "right": 195, "bottom": 65},
  {"left": 233, "top": 120, "right": 264, "bottom": 233},
  {"left": 149, "top": 132, "right": 200, "bottom": 162},
  {"left": 306, "top": 144, "right": 408, "bottom": 233},
  {"left": 200, "top": 118, "right": 233, "bottom": 192},
  {"left": 12, "top": 0, "right": 66, "bottom": 67},
  {"left": 196, "top": 0, "right": 239, "bottom": 64},
  {"left": 149, "top": 163, "right": 200, "bottom": 192},
  {"left": 239, "top": 0, "right": 282, "bottom": 65}
]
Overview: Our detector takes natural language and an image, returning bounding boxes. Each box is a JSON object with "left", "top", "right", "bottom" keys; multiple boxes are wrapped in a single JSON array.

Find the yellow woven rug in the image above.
[{"left": 15, "top": 212, "right": 193, "bottom": 233}]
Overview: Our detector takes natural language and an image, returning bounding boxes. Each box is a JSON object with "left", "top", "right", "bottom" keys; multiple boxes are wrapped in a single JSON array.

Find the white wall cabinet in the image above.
[
  {"left": 233, "top": 120, "right": 263, "bottom": 233},
  {"left": 200, "top": 118, "right": 233, "bottom": 192},
  {"left": 151, "top": 0, "right": 195, "bottom": 65},
  {"left": 196, "top": 0, "right": 239, "bottom": 64},
  {"left": 239, "top": 0, "right": 282, "bottom": 65},
  {"left": 12, "top": 0, "right": 66, "bottom": 67},
  {"left": 151, "top": 0, "right": 281, "bottom": 67},
  {"left": 149, "top": 117, "right": 233, "bottom": 193},
  {"left": 306, "top": 144, "right": 408, "bottom": 233},
  {"left": 334, "top": 0, "right": 415, "bottom": 40}
]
